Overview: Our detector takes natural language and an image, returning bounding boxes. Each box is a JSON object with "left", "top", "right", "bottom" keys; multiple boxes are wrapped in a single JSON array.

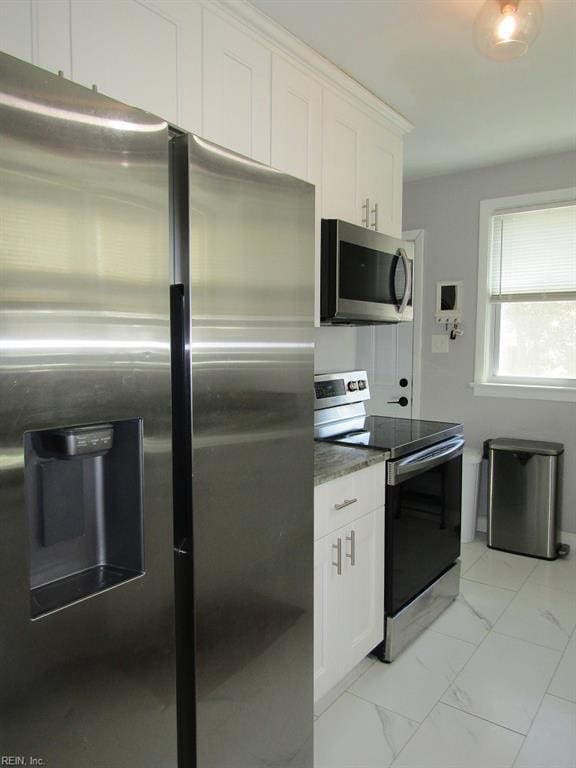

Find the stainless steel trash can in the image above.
[{"left": 487, "top": 438, "right": 566, "bottom": 560}]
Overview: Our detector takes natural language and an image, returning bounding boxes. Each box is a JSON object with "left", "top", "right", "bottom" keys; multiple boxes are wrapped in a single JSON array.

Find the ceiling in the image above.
[{"left": 249, "top": 0, "right": 576, "bottom": 180}]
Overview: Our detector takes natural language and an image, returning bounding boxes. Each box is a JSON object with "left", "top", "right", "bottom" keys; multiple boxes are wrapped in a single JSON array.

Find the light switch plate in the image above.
[{"left": 432, "top": 334, "right": 449, "bottom": 353}]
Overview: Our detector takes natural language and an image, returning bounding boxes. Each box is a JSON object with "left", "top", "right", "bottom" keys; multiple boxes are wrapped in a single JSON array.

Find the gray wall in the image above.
[{"left": 403, "top": 150, "right": 576, "bottom": 534}]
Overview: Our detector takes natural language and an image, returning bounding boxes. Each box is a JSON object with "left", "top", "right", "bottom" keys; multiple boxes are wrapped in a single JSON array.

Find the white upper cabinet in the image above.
[
  {"left": 70, "top": 0, "right": 179, "bottom": 124},
  {"left": 1, "top": 0, "right": 409, "bottom": 258},
  {"left": 0, "top": 1, "right": 32, "bottom": 62},
  {"left": 151, "top": 0, "right": 202, "bottom": 135},
  {"left": 271, "top": 54, "right": 322, "bottom": 324},
  {"left": 203, "top": 9, "right": 271, "bottom": 163},
  {"left": 0, "top": 0, "right": 71, "bottom": 76},
  {"left": 323, "top": 88, "right": 404, "bottom": 238},
  {"left": 360, "top": 115, "right": 403, "bottom": 239},
  {"left": 271, "top": 55, "right": 322, "bottom": 184},
  {"left": 322, "top": 90, "right": 362, "bottom": 225}
]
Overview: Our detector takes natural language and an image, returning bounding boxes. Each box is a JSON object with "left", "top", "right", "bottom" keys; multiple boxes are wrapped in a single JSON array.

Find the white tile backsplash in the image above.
[{"left": 314, "top": 326, "right": 357, "bottom": 373}]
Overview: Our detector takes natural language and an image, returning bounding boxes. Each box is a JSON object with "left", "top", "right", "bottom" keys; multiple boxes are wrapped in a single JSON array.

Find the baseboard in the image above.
[
  {"left": 476, "top": 516, "right": 487, "bottom": 533},
  {"left": 560, "top": 530, "right": 576, "bottom": 549},
  {"left": 314, "top": 655, "right": 375, "bottom": 718}
]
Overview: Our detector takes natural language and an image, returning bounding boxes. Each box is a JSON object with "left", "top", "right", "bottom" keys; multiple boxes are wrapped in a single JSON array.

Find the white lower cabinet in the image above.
[
  {"left": 314, "top": 465, "right": 385, "bottom": 702},
  {"left": 347, "top": 509, "right": 383, "bottom": 660}
]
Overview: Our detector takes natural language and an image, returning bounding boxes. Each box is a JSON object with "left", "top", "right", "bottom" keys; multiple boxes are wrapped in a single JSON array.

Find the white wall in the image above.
[
  {"left": 403, "top": 150, "right": 576, "bottom": 534},
  {"left": 314, "top": 327, "right": 357, "bottom": 372}
]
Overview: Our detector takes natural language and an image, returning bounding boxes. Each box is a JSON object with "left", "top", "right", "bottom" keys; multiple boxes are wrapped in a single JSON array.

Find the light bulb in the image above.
[
  {"left": 474, "top": 0, "right": 543, "bottom": 62},
  {"left": 496, "top": 11, "right": 517, "bottom": 41}
]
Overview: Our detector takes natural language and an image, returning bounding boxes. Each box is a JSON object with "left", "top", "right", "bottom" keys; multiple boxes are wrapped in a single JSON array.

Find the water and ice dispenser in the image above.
[{"left": 25, "top": 419, "right": 144, "bottom": 618}]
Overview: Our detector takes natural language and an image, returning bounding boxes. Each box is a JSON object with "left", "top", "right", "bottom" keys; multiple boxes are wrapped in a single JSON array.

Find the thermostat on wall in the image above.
[{"left": 435, "top": 281, "right": 462, "bottom": 324}]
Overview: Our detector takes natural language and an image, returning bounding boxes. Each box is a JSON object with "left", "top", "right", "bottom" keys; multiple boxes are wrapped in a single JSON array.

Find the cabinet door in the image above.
[
  {"left": 345, "top": 508, "right": 384, "bottom": 664},
  {"left": 271, "top": 55, "right": 321, "bottom": 183},
  {"left": 322, "top": 89, "right": 362, "bottom": 225},
  {"left": 314, "top": 537, "right": 331, "bottom": 697},
  {"left": 0, "top": 0, "right": 70, "bottom": 75},
  {"left": 359, "top": 116, "right": 403, "bottom": 238},
  {"left": 271, "top": 55, "right": 322, "bottom": 325},
  {"left": 148, "top": 0, "right": 202, "bottom": 136},
  {"left": 0, "top": 0, "right": 32, "bottom": 62},
  {"left": 314, "top": 508, "right": 384, "bottom": 702},
  {"left": 314, "top": 532, "right": 349, "bottom": 702},
  {"left": 70, "top": 0, "right": 180, "bottom": 124},
  {"left": 203, "top": 9, "right": 271, "bottom": 163}
]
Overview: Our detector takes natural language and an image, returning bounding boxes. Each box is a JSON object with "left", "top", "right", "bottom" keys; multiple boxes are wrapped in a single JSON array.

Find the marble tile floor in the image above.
[{"left": 314, "top": 536, "right": 576, "bottom": 768}]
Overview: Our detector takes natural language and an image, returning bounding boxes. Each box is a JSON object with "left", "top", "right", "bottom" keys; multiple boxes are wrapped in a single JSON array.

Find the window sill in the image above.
[{"left": 472, "top": 382, "right": 576, "bottom": 403}]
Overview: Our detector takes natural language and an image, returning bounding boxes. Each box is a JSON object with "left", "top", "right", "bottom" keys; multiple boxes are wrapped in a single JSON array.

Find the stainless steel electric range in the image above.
[{"left": 314, "top": 371, "right": 465, "bottom": 662}]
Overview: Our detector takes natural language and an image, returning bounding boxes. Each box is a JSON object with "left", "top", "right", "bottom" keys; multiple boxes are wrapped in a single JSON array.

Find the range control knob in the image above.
[
  {"left": 347, "top": 381, "right": 358, "bottom": 392},
  {"left": 357, "top": 380, "right": 367, "bottom": 390}
]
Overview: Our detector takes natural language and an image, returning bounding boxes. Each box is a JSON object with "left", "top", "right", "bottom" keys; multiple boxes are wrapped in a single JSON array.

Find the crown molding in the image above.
[{"left": 208, "top": 0, "right": 413, "bottom": 136}]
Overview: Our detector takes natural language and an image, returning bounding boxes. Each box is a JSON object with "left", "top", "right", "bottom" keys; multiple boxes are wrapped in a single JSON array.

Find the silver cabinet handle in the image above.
[
  {"left": 371, "top": 202, "right": 378, "bottom": 231},
  {"left": 362, "top": 197, "right": 370, "bottom": 227},
  {"left": 334, "top": 497, "right": 358, "bottom": 511},
  {"left": 332, "top": 538, "right": 342, "bottom": 575},
  {"left": 346, "top": 529, "right": 356, "bottom": 566}
]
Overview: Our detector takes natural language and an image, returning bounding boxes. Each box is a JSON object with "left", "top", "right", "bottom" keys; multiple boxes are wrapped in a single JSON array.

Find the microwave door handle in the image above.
[
  {"left": 397, "top": 248, "right": 412, "bottom": 315},
  {"left": 391, "top": 254, "right": 400, "bottom": 308}
]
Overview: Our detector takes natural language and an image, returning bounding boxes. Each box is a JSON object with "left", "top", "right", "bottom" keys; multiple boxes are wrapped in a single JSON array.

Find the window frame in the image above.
[{"left": 474, "top": 187, "right": 576, "bottom": 402}]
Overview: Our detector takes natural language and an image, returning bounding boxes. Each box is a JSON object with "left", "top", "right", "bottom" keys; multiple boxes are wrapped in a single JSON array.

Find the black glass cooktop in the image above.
[{"left": 315, "top": 416, "right": 463, "bottom": 459}]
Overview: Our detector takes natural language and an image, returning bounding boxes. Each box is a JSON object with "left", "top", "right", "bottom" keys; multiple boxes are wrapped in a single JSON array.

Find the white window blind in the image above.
[{"left": 489, "top": 204, "right": 576, "bottom": 302}]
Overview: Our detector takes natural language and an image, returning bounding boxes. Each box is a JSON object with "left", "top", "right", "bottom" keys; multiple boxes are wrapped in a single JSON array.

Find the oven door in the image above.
[
  {"left": 385, "top": 437, "right": 464, "bottom": 616},
  {"left": 321, "top": 220, "right": 413, "bottom": 324}
]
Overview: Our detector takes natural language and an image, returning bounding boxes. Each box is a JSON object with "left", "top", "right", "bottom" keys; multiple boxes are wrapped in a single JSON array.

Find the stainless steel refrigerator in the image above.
[{"left": 0, "top": 51, "right": 314, "bottom": 767}]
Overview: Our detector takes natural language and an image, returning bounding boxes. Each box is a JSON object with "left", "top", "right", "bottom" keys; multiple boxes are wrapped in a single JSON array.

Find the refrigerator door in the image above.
[
  {"left": 0, "top": 54, "right": 175, "bottom": 763},
  {"left": 172, "top": 134, "right": 314, "bottom": 768}
]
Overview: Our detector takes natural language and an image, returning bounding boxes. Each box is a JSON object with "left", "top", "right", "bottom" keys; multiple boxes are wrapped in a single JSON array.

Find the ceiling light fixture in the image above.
[{"left": 474, "top": 0, "right": 543, "bottom": 61}]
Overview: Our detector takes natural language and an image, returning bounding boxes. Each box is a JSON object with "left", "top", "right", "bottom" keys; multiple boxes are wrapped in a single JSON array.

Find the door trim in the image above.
[{"left": 402, "top": 229, "right": 425, "bottom": 419}]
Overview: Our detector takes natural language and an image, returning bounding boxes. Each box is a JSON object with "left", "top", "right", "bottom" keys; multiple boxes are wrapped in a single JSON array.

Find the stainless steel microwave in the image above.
[{"left": 321, "top": 219, "right": 413, "bottom": 325}]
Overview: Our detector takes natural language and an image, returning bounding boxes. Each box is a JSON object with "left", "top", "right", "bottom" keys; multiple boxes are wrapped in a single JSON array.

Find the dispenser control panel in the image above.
[{"left": 44, "top": 424, "right": 114, "bottom": 457}]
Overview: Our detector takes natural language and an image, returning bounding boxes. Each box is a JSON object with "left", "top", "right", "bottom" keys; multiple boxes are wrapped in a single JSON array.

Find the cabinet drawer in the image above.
[{"left": 314, "top": 462, "right": 385, "bottom": 540}]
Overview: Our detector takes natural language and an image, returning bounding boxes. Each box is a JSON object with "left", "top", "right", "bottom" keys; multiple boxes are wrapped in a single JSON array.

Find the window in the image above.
[{"left": 474, "top": 188, "right": 576, "bottom": 401}]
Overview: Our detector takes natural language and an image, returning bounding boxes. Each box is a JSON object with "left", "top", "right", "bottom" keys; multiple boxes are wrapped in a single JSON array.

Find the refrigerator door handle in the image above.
[{"left": 170, "top": 283, "right": 193, "bottom": 555}]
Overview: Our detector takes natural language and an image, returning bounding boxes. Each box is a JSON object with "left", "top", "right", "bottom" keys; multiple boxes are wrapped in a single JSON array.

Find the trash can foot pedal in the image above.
[{"left": 557, "top": 543, "right": 571, "bottom": 558}]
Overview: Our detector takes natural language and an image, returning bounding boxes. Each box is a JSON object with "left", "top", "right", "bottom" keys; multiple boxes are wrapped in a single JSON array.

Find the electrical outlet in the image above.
[{"left": 431, "top": 334, "right": 449, "bottom": 353}]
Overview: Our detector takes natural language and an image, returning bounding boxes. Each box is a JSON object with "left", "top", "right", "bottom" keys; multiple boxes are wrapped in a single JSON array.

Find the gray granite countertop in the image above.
[{"left": 314, "top": 441, "right": 388, "bottom": 486}]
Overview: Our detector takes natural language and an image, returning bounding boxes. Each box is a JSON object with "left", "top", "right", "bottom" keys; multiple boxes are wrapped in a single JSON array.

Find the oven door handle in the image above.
[{"left": 387, "top": 437, "right": 465, "bottom": 485}]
